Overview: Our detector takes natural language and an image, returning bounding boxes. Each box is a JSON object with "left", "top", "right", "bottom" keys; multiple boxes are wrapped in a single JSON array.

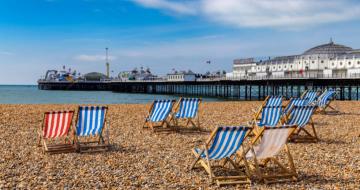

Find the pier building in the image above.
[{"left": 231, "top": 40, "right": 360, "bottom": 79}]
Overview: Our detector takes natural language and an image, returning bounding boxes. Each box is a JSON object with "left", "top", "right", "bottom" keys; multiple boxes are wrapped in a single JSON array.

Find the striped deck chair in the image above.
[
  {"left": 283, "top": 105, "right": 318, "bottom": 142},
  {"left": 252, "top": 106, "right": 283, "bottom": 131},
  {"left": 190, "top": 126, "right": 252, "bottom": 186},
  {"left": 253, "top": 96, "right": 283, "bottom": 120},
  {"left": 74, "top": 106, "right": 110, "bottom": 152},
  {"left": 171, "top": 97, "right": 202, "bottom": 128},
  {"left": 38, "top": 110, "right": 75, "bottom": 154},
  {"left": 283, "top": 98, "right": 307, "bottom": 115},
  {"left": 243, "top": 126, "right": 298, "bottom": 184},
  {"left": 316, "top": 90, "right": 337, "bottom": 114},
  {"left": 302, "top": 90, "right": 320, "bottom": 105},
  {"left": 143, "top": 99, "right": 176, "bottom": 131}
]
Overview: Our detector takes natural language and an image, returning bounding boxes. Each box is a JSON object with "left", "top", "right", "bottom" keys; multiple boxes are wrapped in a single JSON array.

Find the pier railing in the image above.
[{"left": 38, "top": 73, "right": 360, "bottom": 83}]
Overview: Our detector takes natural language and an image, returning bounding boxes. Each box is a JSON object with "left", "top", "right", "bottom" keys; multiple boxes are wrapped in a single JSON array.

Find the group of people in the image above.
[{"left": 37, "top": 89, "right": 337, "bottom": 186}]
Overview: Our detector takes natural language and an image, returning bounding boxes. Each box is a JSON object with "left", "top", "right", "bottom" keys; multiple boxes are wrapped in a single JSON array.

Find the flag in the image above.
[{"left": 206, "top": 60, "right": 211, "bottom": 64}]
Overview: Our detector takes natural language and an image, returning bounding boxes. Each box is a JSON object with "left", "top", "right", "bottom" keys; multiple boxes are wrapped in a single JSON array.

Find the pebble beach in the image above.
[{"left": 0, "top": 101, "right": 359, "bottom": 189}]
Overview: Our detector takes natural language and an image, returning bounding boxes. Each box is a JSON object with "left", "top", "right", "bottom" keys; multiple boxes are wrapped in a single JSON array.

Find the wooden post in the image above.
[{"left": 245, "top": 85, "right": 248, "bottom": 100}]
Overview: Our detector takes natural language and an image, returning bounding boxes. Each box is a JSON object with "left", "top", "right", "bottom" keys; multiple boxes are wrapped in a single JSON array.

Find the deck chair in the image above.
[
  {"left": 283, "top": 105, "right": 318, "bottom": 142},
  {"left": 283, "top": 98, "right": 307, "bottom": 115},
  {"left": 253, "top": 96, "right": 283, "bottom": 120},
  {"left": 190, "top": 126, "right": 253, "bottom": 186},
  {"left": 171, "top": 97, "right": 202, "bottom": 129},
  {"left": 38, "top": 110, "right": 76, "bottom": 154},
  {"left": 74, "top": 106, "right": 110, "bottom": 153},
  {"left": 143, "top": 99, "right": 176, "bottom": 131},
  {"left": 302, "top": 90, "right": 320, "bottom": 105},
  {"left": 244, "top": 126, "right": 298, "bottom": 184},
  {"left": 252, "top": 106, "right": 283, "bottom": 135},
  {"left": 316, "top": 90, "right": 337, "bottom": 114}
]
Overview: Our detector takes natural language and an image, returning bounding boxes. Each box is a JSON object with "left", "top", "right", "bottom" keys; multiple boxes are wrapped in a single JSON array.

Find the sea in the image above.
[{"left": 0, "top": 85, "right": 221, "bottom": 104}]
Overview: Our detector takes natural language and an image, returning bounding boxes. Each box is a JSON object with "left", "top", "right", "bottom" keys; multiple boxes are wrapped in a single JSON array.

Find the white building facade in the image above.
[
  {"left": 167, "top": 71, "right": 196, "bottom": 81},
  {"left": 231, "top": 40, "right": 360, "bottom": 79}
]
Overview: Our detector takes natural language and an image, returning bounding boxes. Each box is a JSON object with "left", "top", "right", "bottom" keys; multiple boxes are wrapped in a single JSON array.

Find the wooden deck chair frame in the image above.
[
  {"left": 190, "top": 126, "right": 253, "bottom": 186},
  {"left": 74, "top": 106, "right": 110, "bottom": 153},
  {"left": 242, "top": 126, "right": 298, "bottom": 184},
  {"left": 143, "top": 100, "right": 176, "bottom": 131},
  {"left": 170, "top": 97, "right": 202, "bottom": 129},
  {"left": 283, "top": 106, "right": 318, "bottom": 142},
  {"left": 37, "top": 110, "right": 76, "bottom": 154}
]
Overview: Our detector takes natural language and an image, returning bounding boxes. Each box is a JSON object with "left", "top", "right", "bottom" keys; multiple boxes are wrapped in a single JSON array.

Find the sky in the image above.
[{"left": 1, "top": 0, "right": 360, "bottom": 84}]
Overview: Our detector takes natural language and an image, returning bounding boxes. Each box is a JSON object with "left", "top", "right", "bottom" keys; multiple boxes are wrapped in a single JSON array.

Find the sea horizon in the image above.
[{"left": 0, "top": 85, "right": 221, "bottom": 104}]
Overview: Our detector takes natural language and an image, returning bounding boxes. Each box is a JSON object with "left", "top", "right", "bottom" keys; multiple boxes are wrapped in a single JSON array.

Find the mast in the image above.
[{"left": 106, "top": 47, "right": 110, "bottom": 78}]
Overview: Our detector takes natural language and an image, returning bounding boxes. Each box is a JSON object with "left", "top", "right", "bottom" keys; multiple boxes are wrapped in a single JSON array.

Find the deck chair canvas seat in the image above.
[
  {"left": 252, "top": 106, "right": 283, "bottom": 136},
  {"left": 143, "top": 99, "right": 175, "bottom": 131},
  {"left": 316, "top": 90, "right": 337, "bottom": 114},
  {"left": 171, "top": 97, "right": 201, "bottom": 129},
  {"left": 283, "top": 98, "right": 307, "bottom": 115},
  {"left": 284, "top": 105, "right": 318, "bottom": 142},
  {"left": 302, "top": 90, "right": 319, "bottom": 105},
  {"left": 74, "top": 106, "right": 110, "bottom": 153},
  {"left": 190, "top": 126, "right": 253, "bottom": 186},
  {"left": 253, "top": 96, "right": 283, "bottom": 124},
  {"left": 38, "top": 110, "right": 76, "bottom": 154},
  {"left": 244, "top": 126, "right": 298, "bottom": 184}
]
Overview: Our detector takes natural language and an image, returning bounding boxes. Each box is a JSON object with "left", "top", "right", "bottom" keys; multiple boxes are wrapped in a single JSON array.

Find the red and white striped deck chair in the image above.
[{"left": 38, "top": 110, "right": 75, "bottom": 154}]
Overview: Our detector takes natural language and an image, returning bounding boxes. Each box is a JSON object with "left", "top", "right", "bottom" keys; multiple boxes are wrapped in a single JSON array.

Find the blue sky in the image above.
[{"left": 1, "top": 0, "right": 360, "bottom": 84}]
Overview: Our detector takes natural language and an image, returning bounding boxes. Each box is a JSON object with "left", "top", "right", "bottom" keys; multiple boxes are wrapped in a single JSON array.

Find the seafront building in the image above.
[
  {"left": 229, "top": 40, "right": 360, "bottom": 79},
  {"left": 167, "top": 70, "right": 196, "bottom": 81}
]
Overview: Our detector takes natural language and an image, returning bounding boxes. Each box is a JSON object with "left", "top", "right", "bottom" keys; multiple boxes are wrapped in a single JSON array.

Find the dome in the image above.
[
  {"left": 84, "top": 72, "right": 108, "bottom": 81},
  {"left": 303, "top": 40, "right": 353, "bottom": 55}
]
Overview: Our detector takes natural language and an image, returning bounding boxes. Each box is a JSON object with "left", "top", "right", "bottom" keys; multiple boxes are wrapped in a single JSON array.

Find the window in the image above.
[
  {"left": 321, "top": 60, "right": 324, "bottom": 63},
  {"left": 332, "top": 63, "right": 335, "bottom": 66},
  {"left": 340, "top": 62, "right": 343, "bottom": 66},
  {"left": 290, "top": 65, "right": 293, "bottom": 68},
  {"left": 358, "top": 61, "right": 360, "bottom": 65},
  {"left": 348, "top": 62, "right": 352, "bottom": 66},
  {"left": 312, "top": 61, "right": 315, "bottom": 64}
]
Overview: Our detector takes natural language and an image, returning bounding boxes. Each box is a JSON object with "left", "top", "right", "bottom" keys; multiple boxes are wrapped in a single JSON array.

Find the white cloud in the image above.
[
  {"left": 131, "top": 0, "right": 197, "bottom": 15},
  {"left": 74, "top": 54, "right": 117, "bottom": 62},
  {"left": 131, "top": 0, "right": 360, "bottom": 29}
]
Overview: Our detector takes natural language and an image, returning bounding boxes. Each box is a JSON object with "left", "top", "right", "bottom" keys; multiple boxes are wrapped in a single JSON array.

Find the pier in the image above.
[{"left": 38, "top": 77, "right": 360, "bottom": 100}]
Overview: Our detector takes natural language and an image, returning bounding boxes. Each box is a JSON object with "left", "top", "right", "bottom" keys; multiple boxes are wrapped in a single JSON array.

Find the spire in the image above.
[{"left": 329, "top": 37, "right": 334, "bottom": 44}]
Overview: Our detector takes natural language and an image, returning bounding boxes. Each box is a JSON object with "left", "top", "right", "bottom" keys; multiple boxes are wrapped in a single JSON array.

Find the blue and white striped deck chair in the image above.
[
  {"left": 75, "top": 106, "right": 110, "bottom": 152},
  {"left": 265, "top": 96, "right": 283, "bottom": 106},
  {"left": 190, "top": 126, "right": 252, "bottom": 185},
  {"left": 172, "top": 97, "right": 202, "bottom": 128},
  {"left": 283, "top": 98, "right": 307, "bottom": 115},
  {"left": 255, "top": 106, "right": 283, "bottom": 128},
  {"left": 302, "top": 90, "right": 319, "bottom": 105},
  {"left": 254, "top": 96, "right": 283, "bottom": 120},
  {"left": 316, "top": 90, "right": 337, "bottom": 113},
  {"left": 144, "top": 99, "right": 175, "bottom": 130},
  {"left": 284, "top": 105, "right": 318, "bottom": 142}
]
